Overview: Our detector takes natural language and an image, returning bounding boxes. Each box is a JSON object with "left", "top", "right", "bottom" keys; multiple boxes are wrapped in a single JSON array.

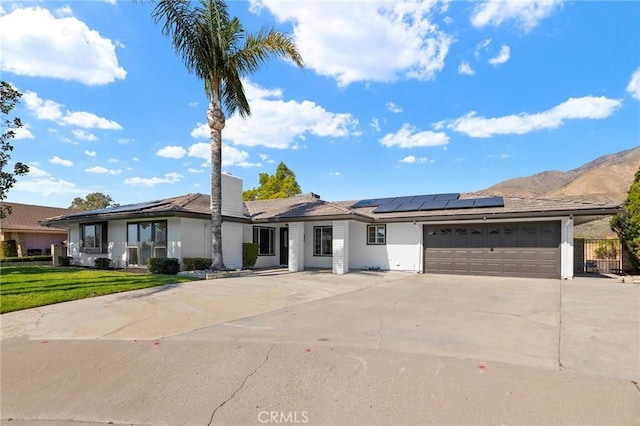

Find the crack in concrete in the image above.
[
  {"left": 558, "top": 281, "right": 563, "bottom": 371},
  {"left": 632, "top": 381, "right": 640, "bottom": 393},
  {"left": 34, "top": 309, "right": 45, "bottom": 328},
  {"left": 96, "top": 314, "right": 158, "bottom": 339},
  {"left": 471, "top": 310, "right": 553, "bottom": 327},
  {"left": 3, "top": 417, "right": 152, "bottom": 425},
  {"left": 378, "top": 318, "right": 385, "bottom": 351},
  {"left": 207, "top": 344, "right": 275, "bottom": 425}
]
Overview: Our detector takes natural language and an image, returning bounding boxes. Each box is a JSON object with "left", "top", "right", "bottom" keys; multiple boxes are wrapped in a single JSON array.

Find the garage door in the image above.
[{"left": 423, "top": 221, "right": 560, "bottom": 278}]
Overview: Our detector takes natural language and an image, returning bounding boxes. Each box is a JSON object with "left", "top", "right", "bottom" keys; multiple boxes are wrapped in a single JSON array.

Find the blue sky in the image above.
[{"left": 2, "top": 0, "right": 639, "bottom": 208}]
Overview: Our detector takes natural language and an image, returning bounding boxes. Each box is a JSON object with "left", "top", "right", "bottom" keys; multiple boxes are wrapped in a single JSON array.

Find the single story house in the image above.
[
  {"left": 41, "top": 174, "right": 620, "bottom": 279},
  {"left": 1, "top": 202, "right": 78, "bottom": 256}
]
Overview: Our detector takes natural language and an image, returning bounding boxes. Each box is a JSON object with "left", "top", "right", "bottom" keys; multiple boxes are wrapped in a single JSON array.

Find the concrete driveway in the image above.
[{"left": 1, "top": 270, "right": 639, "bottom": 425}]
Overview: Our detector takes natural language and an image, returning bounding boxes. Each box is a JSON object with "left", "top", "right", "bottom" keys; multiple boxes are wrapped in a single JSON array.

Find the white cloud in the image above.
[
  {"left": 124, "top": 172, "right": 183, "bottom": 187},
  {"left": 475, "top": 38, "right": 492, "bottom": 59},
  {"left": 118, "top": 138, "right": 133, "bottom": 145},
  {"left": 157, "top": 145, "right": 187, "bottom": 159},
  {"left": 72, "top": 129, "right": 97, "bottom": 141},
  {"left": 380, "top": 123, "right": 450, "bottom": 148},
  {"left": 399, "top": 155, "right": 429, "bottom": 164},
  {"left": 132, "top": 157, "right": 139, "bottom": 162},
  {"left": 188, "top": 102, "right": 199, "bottom": 108},
  {"left": 84, "top": 150, "right": 96, "bottom": 157},
  {"left": 25, "top": 164, "right": 49, "bottom": 177},
  {"left": 186, "top": 142, "right": 255, "bottom": 167},
  {"left": 14, "top": 177, "right": 82, "bottom": 196},
  {"left": 627, "top": 68, "right": 640, "bottom": 100},
  {"left": 188, "top": 168, "right": 204, "bottom": 174},
  {"left": 251, "top": 0, "right": 452, "bottom": 87},
  {"left": 370, "top": 118, "right": 381, "bottom": 132},
  {"left": 329, "top": 172, "right": 341, "bottom": 176},
  {"left": 386, "top": 102, "right": 403, "bottom": 113},
  {"left": 458, "top": 61, "right": 475, "bottom": 75},
  {"left": 489, "top": 45, "right": 510, "bottom": 65},
  {"left": 0, "top": 6, "right": 126, "bottom": 85},
  {"left": 471, "top": 0, "right": 562, "bottom": 32},
  {"left": 191, "top": 81, "right": 358, "bottom": 149},
  {"left": 12, "top": 124, "right": 35, "bottom": 140},
  {"left": 48, "top": 155, "right": 73, "bottom": 167},
  {"left": 55, "top": 5, "right": 73, "bottom": 16},
  {"left": 447, "top": 96, "right": 622, "bottom": 138},
  {"left": 85, "top": 166, "right": 122, "bottom": 175},
  {"left": 23, "top": 91, "right": 122, "bottom": 130}
]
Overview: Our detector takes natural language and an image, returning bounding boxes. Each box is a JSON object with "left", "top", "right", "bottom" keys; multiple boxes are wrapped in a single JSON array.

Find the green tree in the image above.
[
  {"left": 243, "top": 161, "right": 302, "bottom": 201},
  {"left": 69, "top": 192, "right": 119, "bottom": 211},
  {"left": 611, "top": 165, "right": 640, "bottom": 269},
  {"left": 0, "top": 81, "right": 29, "bottom": 219},
  {"left": 150, "top": 0, "right": 302, "bottom": 270}
]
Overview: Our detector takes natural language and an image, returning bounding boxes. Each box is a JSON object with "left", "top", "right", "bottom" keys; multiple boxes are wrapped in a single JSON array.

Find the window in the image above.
[
  {"left": 367, "top": 225, "right": 386, "bottom": 245},
  {"left": 126, "top": 221, "right": 167, "bottom": 266},
  {"left": 314, "top": 226, "right": 332, "bottom": 256},
  {"left": 253, "top": 227, "right": 275, "bottom": 256},
  {"left": 80, "top": 222, "right": 108, "bottom": 253}
]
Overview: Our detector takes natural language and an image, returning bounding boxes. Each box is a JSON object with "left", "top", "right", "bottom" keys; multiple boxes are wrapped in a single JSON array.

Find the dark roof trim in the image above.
[
  {"left": 41, "top": 211, "right": 250, "bottom": 227},
  {"left": 250, "top": 212, "right": 372, "bottom": 224}
]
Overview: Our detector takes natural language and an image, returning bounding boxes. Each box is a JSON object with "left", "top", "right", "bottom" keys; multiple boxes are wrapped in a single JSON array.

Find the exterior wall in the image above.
[
  {"left": 179, "top": 218, "right": 209, "bottom": 259},
  {"left": 332, "top": 220, "right": 349, "bottom": 274},
  {"left": 25, "top": 232, "right": 67, "bottom": 254},
  {"left": 304, "top": 221, "right": 333, "bottom": 269},
  {"left": 348, "top": 222, "right": 422, "bottom": 272},
  {"left": 222, "top": 173, "right": 244, "bottom": 217},
  {"left": 288, "top": 222, "right": 305, "bottom": 272},
  {"left": 244, "top": 224, "right": 288, "bottom": 269},
  {"left": 222, "top": 222, "right": 243, "bottom": 270}
]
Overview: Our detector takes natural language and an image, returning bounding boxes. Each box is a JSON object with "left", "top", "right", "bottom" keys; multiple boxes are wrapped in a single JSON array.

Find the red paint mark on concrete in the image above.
[
  {"left": 41, "top": 340, "right": 48, "bottom": 344},
  {"left": 154, "top": 341, "right": 160, "bottom": 346},
  {"left": 478, "top": 363, "right": 486, "bottom": 373},
  {"left": 305, "top": 348, "right": 311, "bottom": 353}
]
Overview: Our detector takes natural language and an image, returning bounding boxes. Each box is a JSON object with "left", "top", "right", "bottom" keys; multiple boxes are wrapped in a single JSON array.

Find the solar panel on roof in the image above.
[
  {"left": 434, "top": 193, "right": 460, "bottom": 201},
  {"left": 373, "top": 204, "right": 401, "bottom": 213},
  {"left": 420, "top": 200, "right": 449, "bottom": 210},
  {"left": 473, "top": 196, "right": 504, "bottom": 208},
  {"left": 445, "top": 199, "right": 475, "bottom": 209},
  {"left": 395, "top": 200, "right": 427, "bottom": 212},
  {"left": 351, "top": 199, "right": 376, "bottom": 208}
]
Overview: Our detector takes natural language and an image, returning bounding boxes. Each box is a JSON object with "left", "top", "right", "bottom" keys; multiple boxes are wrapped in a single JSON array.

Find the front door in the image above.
[{"left": 280, "top": 227, "right": 289, "bottom": 266}]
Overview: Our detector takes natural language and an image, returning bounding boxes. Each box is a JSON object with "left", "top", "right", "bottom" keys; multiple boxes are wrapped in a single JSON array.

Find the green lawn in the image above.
[{"left": 0, "top": 265, "right": 198, "bottom": 314}]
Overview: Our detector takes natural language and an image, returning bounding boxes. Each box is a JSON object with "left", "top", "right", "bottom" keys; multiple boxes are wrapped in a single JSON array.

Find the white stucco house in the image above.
[{"left": 41, "top": 174, "right": 620, "bottom": 279}]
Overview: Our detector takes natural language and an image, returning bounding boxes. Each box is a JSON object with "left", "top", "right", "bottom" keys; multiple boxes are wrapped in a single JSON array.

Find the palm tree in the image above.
[{"left": 151, "top": 0, "right": 303, "bottom": 270}]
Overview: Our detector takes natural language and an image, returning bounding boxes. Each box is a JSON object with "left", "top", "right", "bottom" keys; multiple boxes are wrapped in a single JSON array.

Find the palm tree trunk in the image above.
[{"left": 208, "top": 97, "right": 226, "bottom": 270}]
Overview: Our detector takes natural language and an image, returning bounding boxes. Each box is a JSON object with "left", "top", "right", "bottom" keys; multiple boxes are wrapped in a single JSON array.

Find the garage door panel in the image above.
[{"left": 424, "top": 221, "right": 560, "bottom": 278}]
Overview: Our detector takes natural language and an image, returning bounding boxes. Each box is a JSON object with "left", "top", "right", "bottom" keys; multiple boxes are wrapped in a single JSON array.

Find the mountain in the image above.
[{"left": 478, "top": 146, "right": 640, "bottom": 238}]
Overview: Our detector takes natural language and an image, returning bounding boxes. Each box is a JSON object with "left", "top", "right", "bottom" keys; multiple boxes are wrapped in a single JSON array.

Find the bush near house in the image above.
[
  {"left": 183, "top": 257, "right": 212, "bottom": 271},
  {"left": 243, "top": 243, "right": 259, "bottom": 269},
  {"left": 0, "top": 240, "right": 18, "bottom": 258},
  {"left": 94, "top": 258, "right": 111, "bottom": 270},
  {"left": 1, "top": 255, "right": 52, "bottom": 263},
  {"left": 147, "top": 257, "right": 180, "bottom": 275},
  {"left": 58, "top": 256, "right": 73, "bottom": 266}
]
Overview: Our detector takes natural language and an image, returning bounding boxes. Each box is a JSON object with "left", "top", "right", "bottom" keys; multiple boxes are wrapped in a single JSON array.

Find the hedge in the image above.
[
  {"left": 243, "top": 243, "right": 259, "bottom": 269},
  {"left": 0, "top": 240, "right": 18, "bottom": 258},
  {"left": 94, "top": 258, "right": 111, "bottom": 269},
  {"left": 1, "top": 255, "right": 53, "bottom": 263},
  {"left": 183, "top": 257, "right": 212, "bottom": 271},
  {"left": 147, "top": 257, "right": 180, "bottom": 274}
]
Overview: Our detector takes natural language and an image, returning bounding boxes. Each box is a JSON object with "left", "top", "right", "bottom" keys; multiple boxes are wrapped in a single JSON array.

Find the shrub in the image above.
[
  {"left": 243, "top": 243, "right": 259, "bottom": 269},
  {"left": 58, "top": 256, "right": 73, "bottom": 266},
  {"left": 594, "top": 240, "right": 619, "bottom": 259},
  {"left": 147, "top": 257, "right": 180, "bottom": 275},
  {"left": 1, "top": 255, "right": 53, "bottom": 263},
  {"left": 94, "top": 258, "right": 111, "bottom": 269},
  {"left": 0, "top": 240, "right": 18, "bottom": 258},
  {"left": 183, "top": 257, "right": 212, "bottom": 271}
]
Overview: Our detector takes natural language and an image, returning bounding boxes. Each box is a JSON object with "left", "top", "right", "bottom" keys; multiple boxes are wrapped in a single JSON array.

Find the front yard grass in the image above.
[{"left": 0, "top": 265, "right": 198, "bottom": 314}]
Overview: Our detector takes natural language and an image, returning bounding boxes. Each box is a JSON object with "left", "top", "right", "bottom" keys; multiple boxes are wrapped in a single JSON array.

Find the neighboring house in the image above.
[
  {"left": 41, "top": 174, "right": 620, "bottom": 279},
  {"left": 0, "top": 202, "right": 78, "bottom": 256}
]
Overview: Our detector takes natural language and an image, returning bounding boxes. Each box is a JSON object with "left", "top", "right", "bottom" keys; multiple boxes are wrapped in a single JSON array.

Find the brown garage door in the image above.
[{"left": 423, "top": 221, "right": 560, "bottom": 278}]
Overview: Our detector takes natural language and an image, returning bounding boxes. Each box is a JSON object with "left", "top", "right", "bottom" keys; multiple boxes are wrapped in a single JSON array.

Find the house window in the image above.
[
  {"left": 367, "top": 225, "right": 386, "bottom": 245},
  {"left": 314, "top": 226, "right": 332, "bottom": 256},
  {"left": 126, "top": 221, "right": 167, "bottom": 266},
  {"left": 253, "top": 227, "right": 275, "bottom": 256},
  {"left": 80, "top": 222, "right": 108, "bottom": 254}
]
